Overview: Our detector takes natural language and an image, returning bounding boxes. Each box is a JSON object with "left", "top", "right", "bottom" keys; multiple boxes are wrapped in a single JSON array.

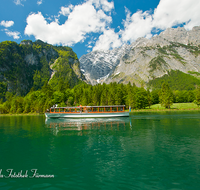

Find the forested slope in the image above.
[
  {"left": 148, "top": 70, "right": 200, "bottom": 91},
  {"left": 0, "top": 40, "right": 84, "bottom": 101}
]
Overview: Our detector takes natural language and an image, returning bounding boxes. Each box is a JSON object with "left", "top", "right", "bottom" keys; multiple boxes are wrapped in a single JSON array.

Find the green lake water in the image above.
[{"left": 0, "top": 112, "right": 200, "bottom": 190}]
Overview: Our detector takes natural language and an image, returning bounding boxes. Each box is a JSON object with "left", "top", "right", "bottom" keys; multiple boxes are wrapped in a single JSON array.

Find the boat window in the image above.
[
  {"left": 119, "top": 107, "right": 123, "bottom": 111},
  {"left": 105, "top": 107, "right": 110, "bottom": 112},
  {"left": 87, "top": 107, "right": 92, "bottom": 112},
  {"left": 51, "top": 109, "right": 55, "bottom": 113},
  {"left": 60, "top": 108, "right": 64, "bottom": 112},
  {"left": 112, "top": 107, "right": 117, "bottom": 112},
  {"left": 55, "top": 108, "right": 59, "bottom": 112},
  {"left": 99, "top": 108, "right": 104, "bottom": 112},
  {"left": 65, "top": 108, "right": 70, "bottom": 112},
  {"left": 92, "top": 107, "right": 98, "bottom": 112},
  {"left": 76, "top": 108, "right": 80, "bottom": 112},
  {"left": 71, "top": 108, "right": 75, "bottom": 112}
]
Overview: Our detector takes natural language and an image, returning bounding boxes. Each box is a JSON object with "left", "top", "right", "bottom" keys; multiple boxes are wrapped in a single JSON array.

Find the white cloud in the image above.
[
  {"left": 93, "top": 28, "right": 122, "bottom": 50},
  {"left": 153, "top": 0, "right": 200, "bottom": 30},
  {"left": 88, "top": 0, "right": 200, "bottom": 51},
  {"left": 104, "top": 0, "right": 200, "bottom": 47},
  {"left": 92, "top": 0, "right": 114, "bottom": 12},
  {"left": 4, "top": 29, "right": 21, "bottom": 39},
  {"left": 24, "top": 0, "right": 200, "bottom": 52},
  {"left": 101, "top": 0, "right": 114, "bottom": 12},
  {"left": 0, "top": 20, "right": 14, "bottom": 28},
  {"left": 25, "top": 0, "right": 113, "bottom": 46},
  {"left": 121, "top": 9, "right": 153, "bottom": 43},
  {"left": 59, "top": 5, "right": 74, "bottom": 16},
  {"left": 14, "top": 0, "right": 26, "bottom": 6},
  {"left": 37, "top": 0, "right": 43, "bottom": 5},
  {"left": 122, "top": 0, "right": 200, "bottom": 44}
]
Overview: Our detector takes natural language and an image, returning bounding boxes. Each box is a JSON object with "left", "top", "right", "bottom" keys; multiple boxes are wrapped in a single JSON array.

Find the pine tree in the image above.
[
  {"left": 159, "top": 82, "right": 173, "bottom": 108},
  {"left": 194, "top": 86, "right": 200, "bottom": 106},
  {"left": 101, "top": 89, "right": 108, "bottom": 105},
  {"left": 147, "top": 89, "right": 152, "bottom": 108},
  {"left": 135, "top": 88, "right": 148, "bottom": 109}
]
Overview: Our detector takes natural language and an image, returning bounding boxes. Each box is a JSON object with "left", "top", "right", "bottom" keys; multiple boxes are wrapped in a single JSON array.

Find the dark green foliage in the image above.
[
  {"left": 0, "top": 82, "right": 7, "bottom": 101},
  {"left": 149, "top": 56, "right": 167, "bottom": 73},
  {"left": 0, "top": 41, "right": 33, "bottom": 96},
  {"left": 0, "top": 40, "right": 55, "bottom": 96},
  {"left": 54, "top": 46, "right": 78, "bottom": 61},
  {"left": 0, "top": 39, "right": 82, "bottom": 99},
  {"left": 141, "top": 46, "right": 155, "bottom": 51},
  {"left": 0, "top": 82, "right": 139, "bottom": 113},
  {"left": 151, "top": 89, "right": 160, "bottom": 104},
  {"left": 188, "top": 71, "right": 200, "bottom": 76},
  {"left": 148, "top": 70, "right": 200, "bottom": 91},
  {"left": 194, "top": 86, "right": 200, "bottom": 106},
  {"left": 1, "top": 80, "right": 200, "bottom": 114},
  {"left": 159, "top": 82, "right": 173, "bottom": 108},
  {"left": 146, "top": 89, "right": 152, "bottom": 108},
  {"left": 173, "top": 90, "right": 194, "bottom": 103},
  {"left": 187, "top": 91, "right": 195, "bottom": 102},
  {"left": 135, "top": 88, "right": 148, "bottom": 109},
  {"left": 49, "top": 60, "right": 81, "bottom": 89},
  {"left": 33, "top": 56, "right": 51, "bottom": 90},
  {"left": 48, "top": 45, "right": 83, "bottom": 89},
  {"left": 158, "top": 47, "right": 168, "bottom": 55}
]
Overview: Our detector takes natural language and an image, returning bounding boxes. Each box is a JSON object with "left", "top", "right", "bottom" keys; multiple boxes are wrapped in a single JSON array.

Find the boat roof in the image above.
[{"left": 50, "top": 105, "right": 126, "bottom": 109}]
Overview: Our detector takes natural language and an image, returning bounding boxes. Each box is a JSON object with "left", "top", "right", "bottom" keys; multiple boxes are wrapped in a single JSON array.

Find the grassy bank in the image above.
[{"left": 131, "top": 103, "right": 200, "bottom": 112}]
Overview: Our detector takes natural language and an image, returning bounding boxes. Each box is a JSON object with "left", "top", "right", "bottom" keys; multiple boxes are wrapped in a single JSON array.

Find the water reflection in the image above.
[
  {"left": 1, "top": 114, "right": 200, "bottom": 189},
  {"left": 45, "top": 117, "right": 131, "bottom": 135}
]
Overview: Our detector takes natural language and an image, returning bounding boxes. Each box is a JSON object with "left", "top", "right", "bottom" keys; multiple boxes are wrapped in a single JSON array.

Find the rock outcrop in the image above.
[{"left": 80, "top": 26, "right": 200, "bottom": 86}]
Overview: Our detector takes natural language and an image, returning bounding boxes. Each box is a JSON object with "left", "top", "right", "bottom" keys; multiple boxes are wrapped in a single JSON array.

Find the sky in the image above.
[{"left": 1, "top": 0, "right": 200, "bottom": 58}]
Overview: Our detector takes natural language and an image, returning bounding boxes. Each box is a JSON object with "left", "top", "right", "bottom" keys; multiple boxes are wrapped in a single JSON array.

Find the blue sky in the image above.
[{"left": 1, "top": 0, "right": 200, "bottom": 58}]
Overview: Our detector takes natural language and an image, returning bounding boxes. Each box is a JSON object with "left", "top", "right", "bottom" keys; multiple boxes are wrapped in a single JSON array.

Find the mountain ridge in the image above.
[{"left": 79, "top": 26, "right": 200, "bottom": 86}]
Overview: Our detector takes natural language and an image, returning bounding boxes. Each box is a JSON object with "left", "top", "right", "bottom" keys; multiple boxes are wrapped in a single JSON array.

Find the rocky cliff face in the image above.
[
  {"left": 0, "top": 40, "right": 84, "bottom": 99},
  {"left": 80, "top": 45, "right": 131, "bottom": 85},
  {"left": 80, "top": 26, "right": 200, "bottom": 86}
]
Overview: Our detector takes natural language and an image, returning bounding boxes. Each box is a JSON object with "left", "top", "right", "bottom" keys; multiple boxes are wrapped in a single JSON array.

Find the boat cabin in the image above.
[{"left": 48, "top": 105, "right": 125, "bottom": 114}]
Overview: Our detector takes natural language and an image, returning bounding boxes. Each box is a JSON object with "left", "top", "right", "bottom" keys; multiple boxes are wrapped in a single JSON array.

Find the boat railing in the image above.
[{"left": 48, "top": 105, "right": 126, "bottom": 114}]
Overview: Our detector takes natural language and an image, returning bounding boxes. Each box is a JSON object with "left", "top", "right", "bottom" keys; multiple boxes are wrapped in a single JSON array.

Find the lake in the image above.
[{"left": 0, "top": 112, "right": 200, "bottom": 190}]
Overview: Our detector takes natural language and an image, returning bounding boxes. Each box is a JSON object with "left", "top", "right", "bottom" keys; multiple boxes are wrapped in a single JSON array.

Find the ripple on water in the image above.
[
  {"left": 0, "top": 182, "right": 7, "bottom": 187},
  {"left": 31, "top": 183, "right": 51, "bottom": 189}
]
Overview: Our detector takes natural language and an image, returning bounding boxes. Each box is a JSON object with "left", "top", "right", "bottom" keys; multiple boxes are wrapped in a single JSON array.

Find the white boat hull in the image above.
[{"left": 45, "top": 112, "right": 129, "bottom": 118}]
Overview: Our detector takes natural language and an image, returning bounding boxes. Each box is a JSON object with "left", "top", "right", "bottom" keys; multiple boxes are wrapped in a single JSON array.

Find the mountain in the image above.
[
  {"left": 1, "top": 26, "right": 200, "bottom": 101},
  {"left": 0, "top": 40, "right": 85, "bottom": 100},
  {"left": 79, "top": 26, "right": 200, "bottom": 86}
]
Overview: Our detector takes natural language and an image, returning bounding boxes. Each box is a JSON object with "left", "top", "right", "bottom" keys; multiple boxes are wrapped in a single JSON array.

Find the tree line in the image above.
[{"left": 0, "top": 81, "right": 200, "bottom": 114}]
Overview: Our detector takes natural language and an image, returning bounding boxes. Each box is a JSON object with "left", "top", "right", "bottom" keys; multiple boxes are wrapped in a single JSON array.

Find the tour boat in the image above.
[{"left": 45, "top": 105, "right": 129, "bottom": 118}]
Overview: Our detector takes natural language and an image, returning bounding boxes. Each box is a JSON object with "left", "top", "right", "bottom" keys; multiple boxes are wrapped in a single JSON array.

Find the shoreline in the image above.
[
  {"left": 0, "top": 113, "right": 44, "bottom": 116},
  {"left": 130, "top": 108, "right": 200, "bottom": 113},
  {"left": 1, "top": 108, "right": 200, "bottom": 116}
]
